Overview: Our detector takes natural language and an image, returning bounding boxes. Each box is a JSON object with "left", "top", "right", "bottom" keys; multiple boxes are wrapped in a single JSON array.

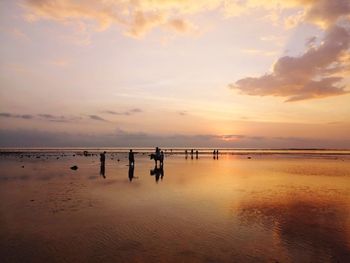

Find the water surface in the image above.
[{"left": 0, "top": 151, "right": 350, "bottom": 262}]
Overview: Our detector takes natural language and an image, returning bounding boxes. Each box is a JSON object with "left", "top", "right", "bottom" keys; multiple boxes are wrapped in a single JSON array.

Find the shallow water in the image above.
[{"left": 0, "top": 152, "right": 350, "bottom": 262}]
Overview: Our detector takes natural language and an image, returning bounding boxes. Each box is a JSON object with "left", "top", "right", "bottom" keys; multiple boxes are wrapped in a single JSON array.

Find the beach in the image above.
[{"left": 0, "top": 150, "right": 350, "bottom": 262}]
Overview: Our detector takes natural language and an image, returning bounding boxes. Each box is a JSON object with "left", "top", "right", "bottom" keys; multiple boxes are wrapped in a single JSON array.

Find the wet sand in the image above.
[{"left": 0, "top": 151, "right": 350, "bottom": 262}]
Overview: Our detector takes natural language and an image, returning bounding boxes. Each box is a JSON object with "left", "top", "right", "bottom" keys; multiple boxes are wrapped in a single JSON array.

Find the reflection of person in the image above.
[
  {"left": 100, "top": 162, "right": 105, "bottom": 178},
  {"left": 195, "top": 150, "right": 199, "bottom": 159},
  {"left": 128, "top": 149, "right": 135, "bottom": 166},
  {"left": 150, "top": 165, "right": 164, "bottom": 183},
  {"left": 128, "top": 165, "right": 134, "bottom": 181},
  {"left": 161, "top": 151, "right": 164, "bottom": 164}
]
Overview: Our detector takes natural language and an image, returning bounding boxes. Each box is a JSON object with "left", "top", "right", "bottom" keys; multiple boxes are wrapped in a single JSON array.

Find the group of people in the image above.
[
  {"left": 185, "top": 149, "right": 199, "bottom": 159},
  {"left": 184, "top": 149, "right": 220, "bottom": 159},
  {"left": 129, "top": 147, "right": 164, "bottom": 166},
  {"left": 213, "top": 149, "right": 220, "bottom": 159},
  {"left": 99, "top": 148, "right": 163, "bottom": 182},
  {"left": 99, "top": 148, "right": 220, "bottom": 179},
  {"left": 101, "top": 148, "right": 220, "bottom": 168}
]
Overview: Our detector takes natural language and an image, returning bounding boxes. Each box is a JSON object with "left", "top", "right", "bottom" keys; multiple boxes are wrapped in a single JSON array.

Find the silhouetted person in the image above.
[
  {"left": 185, "top": 149, "right": 188, "bottom": 159},
  {"left": 155, "top": 147, "right": 160, "bottom": 158},
  {"left": 128, "top": 149, "right": 135, "bottom": 166},
  {"left": 100, "top": 151, "right": 106, "bottom": 164},
  {"left": 151, "top": 147, "right": 163, "bottom": 166},
  {"left": 213, "top": 150, "right": 216, "bottom": 159},
  {"left": 195, "top": 150, "right": 199, "bottom": 159},
  {"left": 191, "top": 149, "right": 194, "bottom": 159},
  {"left": 128, "top": 165, "right": 135, "bottom": 182},
  {"left": 100, "top": 151, "right": 106, "bottom": 178}
]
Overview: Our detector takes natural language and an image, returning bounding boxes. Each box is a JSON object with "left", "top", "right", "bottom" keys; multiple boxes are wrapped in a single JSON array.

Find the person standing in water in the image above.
[
  {"left": 195, "top": 150, "right": 199, "bottom": 159},
  {"left": 155, "top": 147, "right": 160, "bottom": 159},
  {"left": 100, "top": 151, "right": 106, "bottom": 164},
  {"left": 128, "top": 149, "right": 135, "bottom": 166},
  {"left": 100, "top": 151, "right": 106, "bottom": 178}
]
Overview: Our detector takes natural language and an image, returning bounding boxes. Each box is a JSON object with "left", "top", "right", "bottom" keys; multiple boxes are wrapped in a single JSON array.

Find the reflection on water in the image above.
[
  {"left": 0, "top": 153, "right": 349, "bottom": 262},
  {"left": 128, "top": 165, "right": 135, "bottom": 182},
  {"left": 150, "top": 165, "right": 164, "bottom": 183},
  {"left": 99, "top": 162, "right": 106, "bottom": 179},
  {"left": 237, "top": 197, "right": 350, "bottom": 262}
]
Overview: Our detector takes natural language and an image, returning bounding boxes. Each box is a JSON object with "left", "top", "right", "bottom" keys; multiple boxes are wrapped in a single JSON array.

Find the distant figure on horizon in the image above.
[
  {"left": 195, "top": 150, "right": 199, "bottom": 159},
  {"left": 185, "top": 149, "right": 188, "bottom": 159},
  {"left": 128, "top": 149, "right": 135, "bottom": 166},
  {"left": 191, "top": 149, "right": 194, "bottom": 159}
]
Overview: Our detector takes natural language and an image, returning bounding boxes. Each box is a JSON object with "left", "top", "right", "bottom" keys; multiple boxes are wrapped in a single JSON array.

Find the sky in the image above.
[{"left": 0, "top": 0, "right": 350, "bottom": 148}]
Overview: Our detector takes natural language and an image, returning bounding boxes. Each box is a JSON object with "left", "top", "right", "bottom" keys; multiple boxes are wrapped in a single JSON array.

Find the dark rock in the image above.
[{"left": 70, "top": 165, "right": 78, "bottom": 170}]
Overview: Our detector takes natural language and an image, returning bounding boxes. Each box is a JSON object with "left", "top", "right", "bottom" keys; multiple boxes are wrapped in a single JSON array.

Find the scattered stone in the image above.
[
  {"left": 21, "top": 165, "right": 24, "bottom": 168},
  {"left": 30, "top": 199, "right": 34, "bottom": 202},
  {"left": 247, "top": 156, "right": 252, "bottom": 159},
  {"left": 70, "top": 165, "right": 78, "bottom": 170}
]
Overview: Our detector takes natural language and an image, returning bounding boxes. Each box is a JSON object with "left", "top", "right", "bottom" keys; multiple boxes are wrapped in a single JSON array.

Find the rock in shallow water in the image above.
[{"left": 70, "top": 165, "right": 78, "bottom": 170}]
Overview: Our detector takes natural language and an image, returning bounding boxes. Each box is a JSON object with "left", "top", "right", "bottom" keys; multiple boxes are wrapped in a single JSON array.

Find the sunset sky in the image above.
[{"left": 0, "top": 0, "right": 349, "bottom": 148}]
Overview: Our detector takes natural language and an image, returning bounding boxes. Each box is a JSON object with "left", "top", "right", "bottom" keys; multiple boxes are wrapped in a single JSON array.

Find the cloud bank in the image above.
[
  {"left": 103, "top": 108, "right": 143, "bottom": 116},
  {"left": 0, "top": 128, "right": 348, "bottom": 148},
  {"left": 0, "top": 112, "right": 103, "bottom": 122}
]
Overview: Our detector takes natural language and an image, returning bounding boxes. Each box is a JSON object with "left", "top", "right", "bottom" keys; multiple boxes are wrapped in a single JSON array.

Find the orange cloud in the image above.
[
  {"left": 231, "top": 25, "right": 350, "bottom": 101},
  {"left": 23, "top": 0, "right": 346, "bottom": 39},
  {"left": 230, "top": 0, "right": 350, "bottom": 101},
  {"left": 305, "top": 0, "right": 350, "bottom": 28},
  {"left": 23, "top": 0, "right": 208, "bottom": 37}
]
